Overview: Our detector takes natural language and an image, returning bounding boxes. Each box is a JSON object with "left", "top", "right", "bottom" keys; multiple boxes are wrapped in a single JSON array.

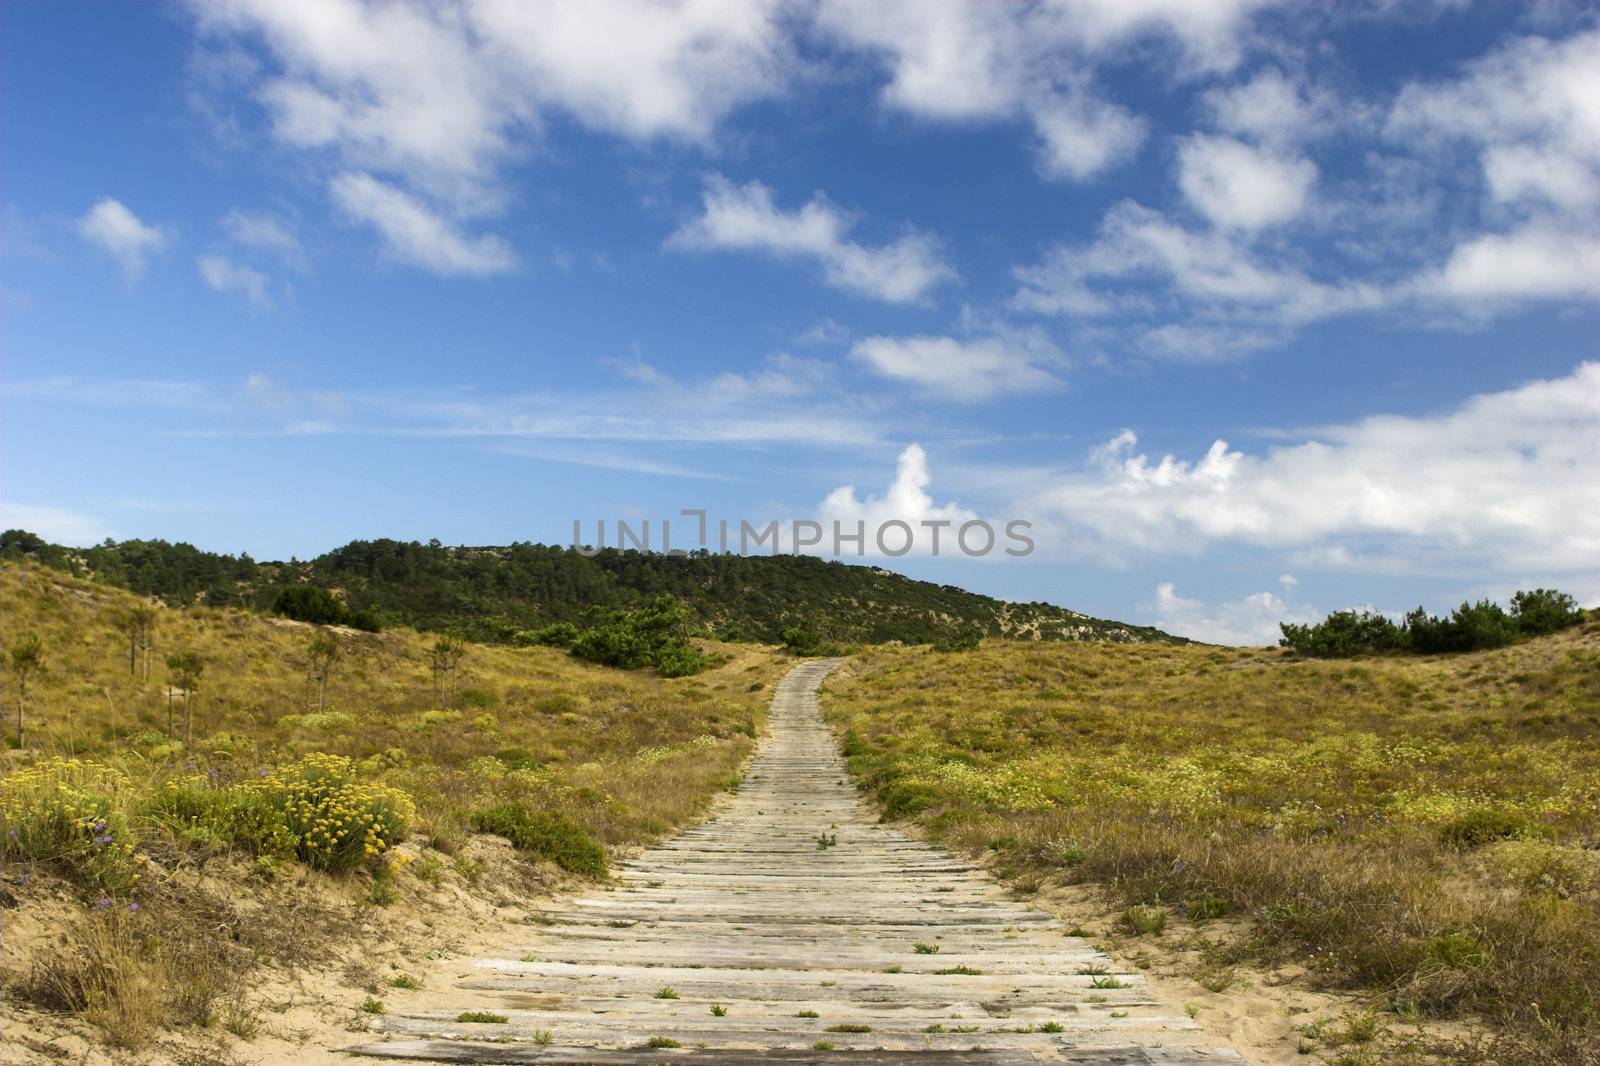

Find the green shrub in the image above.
[
  {"left": 471, "top": 802, "right": 606, "bottom": 876},
  {"left": 1428, "top": 932, "right": 1488, "bottom": 970},
  {"left": 1187, "top": 892, "right": 1230, "bottom": 921},
  {"left": 1280, "top": 611, "right": 1405, "bottom": 657},
  {"left": 880, "top": 780, "right": 943, "bottom": 820},
  {"left": 271, "top": 586, "right": 379, "bottom": 630},
  {"left": 0, "top": 758, "right": 139, "bottom": 892},
  {"left": 1121, "top": 904, "right": 1167, "bottom": 935},
  {"left": 568, "top": 596, "right": 709, "bottom": 677},
  {"left": 654, "top": 641, "right": 709, "bottom": 678},
  {"left": 493, "top": 747, "right": 540, "bottom": 771},
  {"left": 1510, "top": 589, "right": 1584, "bottom": 636},
  {"left": 516, "top": 623, "right": 580, "bottom": 648},
  {"left": 570, "top": 623, "right": 652, "bottom": 669},
  {"left": 1283, "top": 588, "right": 1582, "bottom": 658},
  {"left": 1439, "top": 809, "right": 1531, "bottom": 849},
  {"left": 931, "top": 625, "right": 982, "bottom": 653},
  {"left": 533, "top": 692, "right": 582, "bottom": 714}
]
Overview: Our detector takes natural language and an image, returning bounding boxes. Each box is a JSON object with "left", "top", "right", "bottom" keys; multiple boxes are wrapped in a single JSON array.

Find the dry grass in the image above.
[
  {"left": 0, "top": 560, "right": 790, "bottom": 1046},
  {"left": 822, "top": 626, "right": 1600, "bottom": 1064}
]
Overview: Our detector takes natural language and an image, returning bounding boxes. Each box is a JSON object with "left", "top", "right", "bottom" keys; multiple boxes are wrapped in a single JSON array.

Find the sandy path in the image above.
[{"left": 338, "top": 659, "right": 1248, "bottom": 1064}]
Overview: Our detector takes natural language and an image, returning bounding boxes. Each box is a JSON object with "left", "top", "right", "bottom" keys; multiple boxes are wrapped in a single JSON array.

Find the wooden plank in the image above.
[{"left": 341, "top": 659, "right": 1246, "bottom": 1065}]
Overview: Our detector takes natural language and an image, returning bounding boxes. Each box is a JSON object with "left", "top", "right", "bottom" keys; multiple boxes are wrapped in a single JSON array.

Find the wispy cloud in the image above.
[
  {"left": 330, "top": 172, "right": 515, "bottom": 276},
  {"left": 668, "top": 176, "right": 955, "bottom": 304},
  {"left": 78, "top": 198, "right": 170, "bottom": 278},
  {"left": 198, "top": 253, "right": 273, "bottom": 307},
  {"left": 850, "top": 334, "right": 1062, "bottom": 401}
]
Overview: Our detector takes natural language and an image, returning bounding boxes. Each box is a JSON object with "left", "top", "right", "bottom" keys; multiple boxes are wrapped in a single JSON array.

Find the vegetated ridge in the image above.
[{"left": 0, "top": 530, "right": 1180, "bottom": 646}]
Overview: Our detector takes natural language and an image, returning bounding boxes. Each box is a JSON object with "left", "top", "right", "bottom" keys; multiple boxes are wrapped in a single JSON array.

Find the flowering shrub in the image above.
[
  {"left": 0, "top": 758, "right": 139, "bottom": 893},
  {"left": 238, "top": 754, "right": 414, "bottom": 872}
]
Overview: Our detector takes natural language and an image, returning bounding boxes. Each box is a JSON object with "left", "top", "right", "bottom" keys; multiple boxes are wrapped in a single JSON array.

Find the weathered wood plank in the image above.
[{"left": 341, "top": 660, "right": 1246, "bottom": 1065}]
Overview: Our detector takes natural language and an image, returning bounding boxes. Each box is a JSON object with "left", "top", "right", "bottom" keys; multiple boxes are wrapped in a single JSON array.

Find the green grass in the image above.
[
  {"left": 456, "top": 1011, "right": 508, "bottom": 1024},
  {"left": 823, "top": 628, "right": 1600, "bottom": 1063}
]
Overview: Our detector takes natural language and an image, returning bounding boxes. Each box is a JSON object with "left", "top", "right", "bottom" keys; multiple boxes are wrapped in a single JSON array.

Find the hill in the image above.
[
  {"left": 0, "top": 530, "right": 1179, "bottom": 646},
  {"left": 822, "top": 625, "right": 1600, "bottom": 1064},
  {"left": 0, "top": 560, "right": 792, "bottom": 1055}
]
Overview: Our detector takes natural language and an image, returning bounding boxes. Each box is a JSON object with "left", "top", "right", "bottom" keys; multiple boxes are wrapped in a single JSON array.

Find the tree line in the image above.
[
  {"left": 2, "top": 530, "right": 1170, "bottom": 648},
  {"left": 1279, "top": 588, "right": 1587, "bottom": 657}
]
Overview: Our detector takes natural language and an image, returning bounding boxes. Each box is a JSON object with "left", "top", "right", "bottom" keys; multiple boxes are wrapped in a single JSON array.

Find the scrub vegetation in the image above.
[
  {"left": 824, "top": 622, "right": 1600, "bottom": 1064},
  {"left": 0, "top": 559, "right": 789, "bottom": 1049}
]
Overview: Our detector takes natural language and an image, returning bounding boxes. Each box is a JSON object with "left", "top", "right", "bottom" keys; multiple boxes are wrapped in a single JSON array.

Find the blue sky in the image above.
[{"left": 4, "top": 1, "right": 1598, "bottom": 643}]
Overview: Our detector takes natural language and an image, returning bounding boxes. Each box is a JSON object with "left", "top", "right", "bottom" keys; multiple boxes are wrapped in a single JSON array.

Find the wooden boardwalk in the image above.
[{"left": 345, "top": 660, "right": 1245, "bottom": 1064}]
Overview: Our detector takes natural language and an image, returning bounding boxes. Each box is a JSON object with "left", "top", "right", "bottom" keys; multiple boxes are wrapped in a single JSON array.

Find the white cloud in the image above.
[
  {"left": 0, "top": 503, "right": 114, "bottom": 546},
  {"left": 815, "top": 0, "right": 1280, "bottom": 182},
  {"left": 197, "top": 254, "right": 273, "bottom": 307},
  {"left": 1027, "top": 91, "right": 1146, "bottom": 181},
  {"left": 813, "top": 443, "right": 981, "bottom": 555},
  {"left": 469, "top": 0, "right": 790, "bottom": 143},
  {"left": 222, "top": 210, "right": 303, "bottom": 265},
  {"left": 1204, "top": 68, "right": 1329, "bottom": 145},
  {"left": 1023, "top": 362, "right": 1600, "bottom": 576},
  {"left": 77, "top": 198, "right": 169, "bottom": 278},
  {"left": 1150, "top": 581, "right": 1317, "bottom": 646},
  {"left": 1014, "top": 200, "right": 1381, "bottom": 336},
  {"left": 1386, "top": 29, "right": 1600, "bottom": 310},
  {"left": 668, "top": 176, "right": 954, "bottom": 303},
  {"left": 1387, "top": 28, "right": 1600, "bottom": 214},
  {"left": 1177, "top": 134, "right": 1317, "bottom": 230},
  {"left": 850, "top": 334, "right": 1061, "bottom": 401},
  {"left": 193, "top": 0, "right": 792, "bottom": 220},
  {"left": 1421, "top": 226, "right": 1600, "bottom": 304},
  {"left": 330, "top": 171, "right": 515, "bottom": 276},
  {"left": 707, "top": 353, "right": 834, "bottom": 402}
]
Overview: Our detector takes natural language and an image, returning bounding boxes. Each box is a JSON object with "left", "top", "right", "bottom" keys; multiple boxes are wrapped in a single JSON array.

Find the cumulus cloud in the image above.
[
  {"left": 1388, "top": 29, "right": 1600, "bottom": 308},
  {"left": 1027, "top": 91, "right": 1147, "bottom": 181},
  {"left": 1022, "top": 362, "right": 1600, "bottom": 576},
  {"left": 1388, "top": 29, "right": 1600, "bottom": 214},
  {"left": 1204, "top": 68, "right": 1331, "bottom": 145},
  {"left": 78, "top": 198, "right": 169, "bottom": 278},
  {"left": 1422, "top": 227, "right": 1600, "bottom": 304},
  {"left": 330, "top": 172, "right": 515, "bottom": 276},
  {"left": 850, "top": 334, "right": 1062, "bottom": 401},
  {"left": 197, "top": 254, "right": 273, "bottom": 308},
  {"left": 469, "top": 0, "right": 790, "bottom": 143},
  {"left": 813, "top": 443, "right": 983, "bottom": 556},
  {"left": 1177, "top": 135, "right": 1317, "bottom": 230},
  {"left": 1150, "top": 581, "right": 1318, "bottom": 646},
  {"left": 191, "top": 0, "right": 793, "bottom": 271},
  {"left": 668, "top": 176, "right": 954, "bottom": 303}
]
